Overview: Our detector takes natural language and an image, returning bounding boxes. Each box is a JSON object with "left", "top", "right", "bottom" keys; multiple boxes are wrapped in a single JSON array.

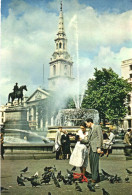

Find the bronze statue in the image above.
[
  {"left": 13, "top": 83, "right": 19, "bottom": 98},
  {"left": 8, "top": 84, "right": 27, "bottom": 104}
]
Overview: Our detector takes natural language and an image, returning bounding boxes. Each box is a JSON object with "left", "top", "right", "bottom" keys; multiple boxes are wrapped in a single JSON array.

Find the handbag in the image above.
[{"left": 55, "top": 143, "right": 60, "bottom": 151}]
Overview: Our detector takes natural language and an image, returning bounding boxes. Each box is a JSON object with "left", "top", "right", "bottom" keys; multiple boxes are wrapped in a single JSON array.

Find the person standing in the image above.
[
  {"left": 69, "top": 122, "right": 89, "bottom": 181},
  {"left": 0, "top": 132, "right": 4, "bottom": 160},
  {"left": 103, "top": 129, "right": 115, "bottom": 157},
  {"left": 61, "top": 130, "right": 71, "bottom": 159},
  {"left": 124, "top": 129, "right": 132, "bottom": 146},
  {"left": 81, "top": 118, "right": 103, "bottom": 184},
  {"left": 55, "top": 126, "right": 63, "bottom": 160}
]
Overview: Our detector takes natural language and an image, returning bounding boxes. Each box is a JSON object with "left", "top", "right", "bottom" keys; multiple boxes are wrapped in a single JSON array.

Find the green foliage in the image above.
[{"left": 82, "top": 68, "right": 132, "bottom": 124}]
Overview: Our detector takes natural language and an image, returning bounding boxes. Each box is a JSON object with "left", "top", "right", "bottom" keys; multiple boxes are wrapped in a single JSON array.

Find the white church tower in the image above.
[{"left": 48, "top": 1, "right": 74, "bottom": 90}]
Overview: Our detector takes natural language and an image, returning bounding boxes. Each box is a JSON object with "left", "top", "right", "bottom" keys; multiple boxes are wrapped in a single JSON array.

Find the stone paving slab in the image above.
[{"left": 1, "top": 157, "right": 132, "bottom": 195}]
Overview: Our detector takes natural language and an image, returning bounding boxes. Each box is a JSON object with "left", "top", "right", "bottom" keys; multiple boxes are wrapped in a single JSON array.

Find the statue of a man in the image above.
[{"left": 13, "top": 83, "right": 19, "bottom": 98}]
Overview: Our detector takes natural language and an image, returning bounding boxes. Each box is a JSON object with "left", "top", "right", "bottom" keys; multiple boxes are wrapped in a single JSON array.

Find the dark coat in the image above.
[{"left": 61, "top": 134, "right": 71, "bottom": 154}]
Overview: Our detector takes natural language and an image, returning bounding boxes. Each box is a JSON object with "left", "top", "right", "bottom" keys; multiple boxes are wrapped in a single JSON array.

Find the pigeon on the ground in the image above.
[
  {"left": 34, "top": 171, "right": 39, "bottom": 178},
  {"left": 67, "top": 169, "right": 73, "bottom": 175},
  {"left": 17, "top": 176, "right": 25, "bottom": 186},
  {"left": 126, "top": 169, "right": 132, "bottom": 175},
  {"left": 114, "top": 174, "right": 122, "bottom": 183},
  {"left": 31, "top": 179, "right": 41, "bottom": 187},
  {"left": 57, "top": 171, "right": 64, "bottom": 182},
  {"left": 102, "top": 188, "right": 110, "bottom": 195},
  {"left": 125, "top": 175, "right": 130, "bottom": 183},
  {"left": 19, "top": 173, "right": 27, "bottom": 181},
  {"left": 41, "top": 176, "right": 50, "bottom": 184},
  {"left": 87, "top": 180, "right": 95, "bottom": 192},
  {"left": 20, "top": 167, "right": 28, "bottom": 173},
  {"left": 53, "top": 177, "right": 60, "bottom": 188},
  {"left": 101, "top": 169, "right": 113, "bottom": 178},
  {"left": 85, "top": 171, "right": 92, "bottom": 179},
  {"left": 71, "top": 166, "right": 76, "bottom": 172},
  {"left": 48, "top": 192, "right": 51, "bottom": 195},
  {"left": 108, "top": 176, "right": 115, "bottom": 184},
  {"left": 75, "top": 182, "right": 82, "bottom": 192},
  {"left": 44, "top": 166, "right": 53, "bottom": 171}
]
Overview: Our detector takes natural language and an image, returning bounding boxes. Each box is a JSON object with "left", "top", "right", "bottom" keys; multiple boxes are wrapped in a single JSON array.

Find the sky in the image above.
[{"left": 1, "top": 0, "right": 132, "bottom": 105}]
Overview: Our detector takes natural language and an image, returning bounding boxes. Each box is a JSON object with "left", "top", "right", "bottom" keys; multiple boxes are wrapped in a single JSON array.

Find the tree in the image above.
[{"left": 82, "top": 68, "right": 132, "bottom": 125}]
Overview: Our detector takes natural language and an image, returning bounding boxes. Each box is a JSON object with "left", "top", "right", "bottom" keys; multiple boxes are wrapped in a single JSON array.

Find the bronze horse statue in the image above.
[{"left": 8, "top": 85, "right": 27, "bottom": 104}]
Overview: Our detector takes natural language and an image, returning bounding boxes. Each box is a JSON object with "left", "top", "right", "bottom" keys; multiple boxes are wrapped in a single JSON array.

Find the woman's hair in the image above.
[
  {"left": 86, "top": 118, "right": 93, "bottom": 123},
  {"left": 80, "top": 121, "right": 87, "bottom": 128}
]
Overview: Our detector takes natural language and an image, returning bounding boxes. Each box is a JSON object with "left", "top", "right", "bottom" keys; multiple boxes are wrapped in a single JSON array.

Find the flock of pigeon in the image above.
[{"left": 1, "top": 166, "right": 132, "bottom": 194}]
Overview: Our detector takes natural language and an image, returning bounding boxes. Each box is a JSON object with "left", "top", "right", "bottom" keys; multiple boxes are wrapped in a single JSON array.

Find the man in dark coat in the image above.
[{"left": 61, "top": 130, "right": 71, "bottom": 159}]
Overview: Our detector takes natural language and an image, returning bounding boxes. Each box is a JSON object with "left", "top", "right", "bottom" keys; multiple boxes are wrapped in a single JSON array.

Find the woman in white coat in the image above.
[{"left": 69, "top": 122, "right": 88, "bottom": 180}]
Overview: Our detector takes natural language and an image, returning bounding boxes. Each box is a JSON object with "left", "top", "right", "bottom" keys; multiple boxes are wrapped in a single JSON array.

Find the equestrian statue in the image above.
[{"left": 8, "top": 83, "right": 27, "bottom": 105}]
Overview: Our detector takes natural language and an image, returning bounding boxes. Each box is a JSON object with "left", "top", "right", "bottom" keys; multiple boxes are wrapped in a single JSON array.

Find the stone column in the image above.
[
  {"left": 124, "top": 119, "right": 128, "bottom": 130},
  {"left": 36, "top": 107, "right": 39, "bottom": 130}
]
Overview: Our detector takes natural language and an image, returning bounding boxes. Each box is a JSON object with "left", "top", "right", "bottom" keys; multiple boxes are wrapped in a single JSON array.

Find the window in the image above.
[
  {"left": 56, "top": 43, "right": 58, "bottom": 49},
  {"left": 130, "top": 74, "right": 132, "bottom": 78},
  {"left": 59, "top": 42, "right": 62, "bottom": 48},
  {"left": 53, "top": 65, "right": 56, "bottom": 75},
  {"left": 130, "top": 65, "right": 132, "bottom": 70},
  {"left": 63, "top": 43, "right": 65, "bottom": 49},
  {"left": 127, "top": 94, "right": 131, "bottom": 102},
  {"left": 128, "top": 119, "right": 131, "bottom": 128},
  {"left": 128, "top": 106, "right": 131, "bottom": 115}
]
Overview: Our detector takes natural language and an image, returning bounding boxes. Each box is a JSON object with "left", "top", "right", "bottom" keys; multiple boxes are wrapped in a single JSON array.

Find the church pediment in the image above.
[{"left": 26, "top": 88, "right": 50, "bottom": 103}]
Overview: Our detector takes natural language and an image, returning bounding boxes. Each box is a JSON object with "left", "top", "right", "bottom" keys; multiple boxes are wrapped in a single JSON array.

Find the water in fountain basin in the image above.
[{"left": 4, "top": 129, "right": 52, "bottom": 144}]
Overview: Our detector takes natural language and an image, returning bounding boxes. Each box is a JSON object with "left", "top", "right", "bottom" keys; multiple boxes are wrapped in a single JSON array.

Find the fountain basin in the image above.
[{"left": 3, "top": 143, "right": 55, "bottom": 160}]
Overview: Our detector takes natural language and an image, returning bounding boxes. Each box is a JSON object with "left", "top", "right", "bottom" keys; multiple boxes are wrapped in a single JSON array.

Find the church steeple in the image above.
[
  {"left": 58, "top": 1, "right": 65, "bottom": 34},
  {"left": 48, "top": 1, "right": 74, "bottom": 91}
]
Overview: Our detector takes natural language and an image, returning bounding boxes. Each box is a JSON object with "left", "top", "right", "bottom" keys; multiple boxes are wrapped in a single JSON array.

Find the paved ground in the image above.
[{"left": 1, "top": 157, "right": 132, "bottom": 195}]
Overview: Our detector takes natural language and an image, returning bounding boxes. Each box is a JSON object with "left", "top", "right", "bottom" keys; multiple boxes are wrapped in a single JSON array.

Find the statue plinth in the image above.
[{"left": 4, "top": 106, "right": 30, "bottom": 139}]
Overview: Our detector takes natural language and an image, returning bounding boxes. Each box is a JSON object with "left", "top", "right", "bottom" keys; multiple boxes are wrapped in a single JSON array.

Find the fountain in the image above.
[
  {"left": 47, "top": 108, "right": 99, "bottom": 140},
  {"left": 3, "top": 103, "right": 53, "bottom": 160}
]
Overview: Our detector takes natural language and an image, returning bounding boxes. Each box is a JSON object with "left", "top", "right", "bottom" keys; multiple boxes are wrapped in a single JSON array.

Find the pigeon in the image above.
[
  {"left": 34, "top": 171, "right": 39, "bottom": 178},
  {"left": 85, "top": 171, "right": 92, "bottom": 179},
  {"left": 44, "top": 166, "right": 53, "bottom": 171},
  {"left": 20, "top": 167, "right": 28, "bottom": 173},
  {"left": 87, "top": 180, "right": 95, "bottom": 192},
  {"left": 101, "top": 169, "right": 113, "bottom": 178},
  {"left": 125, "top": 175, "right": 130, "bottom": 183},
  {"left": 75, "top": 182, "right": 82, "bottom": 192},
  {"left": 53, "top": 177, "right": 60, "bottom": 188},
  {"left": 19, "top": 173, "right": 27, "bottom": 182},
  {"left": 41, "top": 176, "right": 50, "bottom": 184},
  {"left": 67, "top": 169, "right": 73, "bottom": 175},
  {"left": 114, "top": 174, "right": 122, "bottom": 183},
  {"left": 102, "top": 188, "right": 110, "bottom": 195},
  {"left": 57, "top": 171, "right": 64, "bottom": 182},
  {"left": 25, "top": 176, "right": 35, "bottom": 181},
  {"left": 71, "top": 166, "right": 76, "bottom": 172},
  {"left": 31, "top": 179, "right": 41, "bottom": 187},
  {"left": 17, "top": 176, "right": 25, "bottom": 186},
  {"left": 108, "top": 176, "right": 115, "bottom": 184},
  {"left": 48, "top": 192, "right": 51, "bottom": 195},
  {"left": 126, "top": 169, "right": 132, "bottom": 175}
]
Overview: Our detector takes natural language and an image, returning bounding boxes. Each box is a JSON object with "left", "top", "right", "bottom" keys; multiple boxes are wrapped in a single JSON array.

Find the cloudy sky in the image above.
[{"left": 1, "top": 0, "right": 132, "bottom": 105}]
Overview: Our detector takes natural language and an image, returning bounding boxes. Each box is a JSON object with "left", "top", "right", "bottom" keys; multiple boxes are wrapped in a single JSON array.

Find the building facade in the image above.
[{"left": 121, "top": 58, "right": 132, "bottom": 130}]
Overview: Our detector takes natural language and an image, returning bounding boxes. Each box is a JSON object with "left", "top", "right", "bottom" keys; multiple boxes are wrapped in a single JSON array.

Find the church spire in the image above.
[{"left": 58, "top": 0, "right": 65, "bottom": 34}]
